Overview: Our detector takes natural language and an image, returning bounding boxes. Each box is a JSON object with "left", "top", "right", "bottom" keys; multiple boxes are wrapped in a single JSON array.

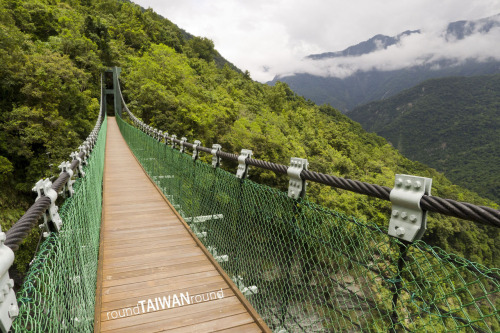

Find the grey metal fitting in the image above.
[
  {"left": 287, "top": 157, "right": 308, "bottom": 199},
  {"left": 388, "top": 174, "right": 432, "bottom": 242},
  {"left": 180, "top": 137, "right": 187, "bottom": 153},
  {"left": 171, "top": 135, "right": 177, "bottom": 149},
  {"left": 78, "top": 145, "right": 88, "bottom": 165},
  {"left": 192, "top": 140, "right": 201, "bottom": 160},
  {"left": 70, "top": 152, "right": 85, "bottom": 177},
  {"left": 211, "top": 144, "right": 222, "bottom": 168},
  {"left": 0, "top": 226, "right": 18, "bottom": 333},
  {"left": 236, "top": 149, "right": 253, "bottom": 179},
  {"left": 33, "top": 178, "right": 63, "bottom": 237},
  {"left": 163, "top": 132, "right": 169, "bottom": 145}
]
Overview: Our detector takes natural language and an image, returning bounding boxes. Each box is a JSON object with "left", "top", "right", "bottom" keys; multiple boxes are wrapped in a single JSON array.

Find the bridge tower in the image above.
[{"left": 102, "top": 67, "right": 122, "bottom": 117}]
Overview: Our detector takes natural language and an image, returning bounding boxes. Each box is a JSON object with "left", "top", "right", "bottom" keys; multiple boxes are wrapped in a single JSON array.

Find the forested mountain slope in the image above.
[
  {"left": 348, "top": 74, "right": 500, "bottom": 204},
  {"left": 0, "top": 0, "right": 498, "bottom": 278}
]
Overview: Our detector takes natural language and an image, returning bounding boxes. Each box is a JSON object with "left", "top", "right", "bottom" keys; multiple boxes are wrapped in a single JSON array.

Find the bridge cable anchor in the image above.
[
  {"left": 211, "top": 144, "right": 222, "bottom": 168},
  {"left": 388, "top": 174, "right": 432, "bottom": 242},
  {"left": 58, "top": 161, "right": 75, "bottom": 197},
  {"left": 287, "top": 157, "right": 309, "bottom": 199},
  {"left": 192, "top": 140, "right": 201, "bottom": 161},
  {"left": 180, "top": 137, "right": 187, "bottom": 153},
  {"left": 33, "top": 179, "right": 63, "bottom": 237},
  {"left": 0, "top": 226, "right": 18, "bottom": 333},
  {"left": 236, "top": 149, "right": 253, "bottom": 179}
]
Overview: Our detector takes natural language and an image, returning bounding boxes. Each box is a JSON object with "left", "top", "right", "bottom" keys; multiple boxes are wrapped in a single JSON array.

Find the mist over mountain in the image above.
[{"left": 268, "top": 14, "right": 500, "bottom": 111}]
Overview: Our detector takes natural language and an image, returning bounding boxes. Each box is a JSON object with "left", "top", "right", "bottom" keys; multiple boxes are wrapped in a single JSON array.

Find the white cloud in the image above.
[
  {"left": 132, "top": 0, "right": 500, "bottom": 82},
  {"left": 275, "top": 23, "right": 500, "bottom": 79}
]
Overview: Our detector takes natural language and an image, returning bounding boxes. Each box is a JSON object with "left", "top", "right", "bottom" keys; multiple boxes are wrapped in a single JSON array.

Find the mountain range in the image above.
[
  {"left": 348, "top": 74, "right": 500, "bottom": 203},
  {"left": 268, "top": 14, "right": 500, "bottom": 111}
]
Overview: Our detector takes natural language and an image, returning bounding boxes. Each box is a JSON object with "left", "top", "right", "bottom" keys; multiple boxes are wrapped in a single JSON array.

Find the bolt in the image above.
[
  {"left": 395, "top": 178, "right": 403, "bottom": 186},
  {"left": 414, "top": 181, "right": 422, "bottom": 189},
  {"left": 396, "top": 227, "right": 405, "bottom": 236},
  {"left": 405, "top": 179, "right": 412, "bottom": 188},
  {"left": 410, "top": 215, "right": 417, "bottom": 223},
  {"left": 401, "top": 212, "right": 408, "bottom": 220},
  {"left": 392, "top": 210, "right": 399, "bottom": 217}
]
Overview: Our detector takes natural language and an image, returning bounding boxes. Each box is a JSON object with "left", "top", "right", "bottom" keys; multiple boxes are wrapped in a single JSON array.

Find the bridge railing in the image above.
[
  {"left": 4, "top": 77, "right": 107, "bottom": 332},
  {"left": 116, "top": 81, "right": 499, "bottom": 332}
]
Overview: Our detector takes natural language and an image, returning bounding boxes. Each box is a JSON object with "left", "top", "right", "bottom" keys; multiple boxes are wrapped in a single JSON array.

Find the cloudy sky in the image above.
[{"left": 133, "top": 0, "right": 500, "bottom": 82}]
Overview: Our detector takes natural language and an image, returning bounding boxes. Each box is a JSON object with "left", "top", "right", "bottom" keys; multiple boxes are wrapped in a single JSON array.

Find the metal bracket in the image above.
[
  {"left": 207, "top": 246, "right": 228, "bottom": 263},
  {"left": 171, "top": 135, "right": 177, "bottom": 149},
  {"left": 232, "top": 275, "right": 258, "bottom": 297},
  {"left": 192, "top": 140, "right": 201, "bottom": 161},
  {"left": 287, "top": 157, "right": 308, "bottom": 199},
  {"left": 78, "top": 145, "right": 88, "bottom": 165},
  {"left": 33, "top": 179, "right": 63, "bottom": 237},
  {"left": 163, "top": 132, "right": 169, "bottom": 145},
  {"left": 388, "top": 174, "right": 432, "bottom": 242},
  {"left": 0, "top": 226, "right": 18, "bottom": 333},
  {"left": 58, "top": 161, "right": 74, "bottom": 197},
  {"left": 180, "top": 137, "right": 187, "bottom": 153},
  {"left": 70, "top": 152, "right": 85, "bottom": 177},
  {"left": 211, "top": 144, "right": 222, "bottom": 168},
  {"left": 236, "top": 149, "right": 253, "bottom": 179},
  {"left": 184, "top": 214, "right": 224, "bottom": 223}
]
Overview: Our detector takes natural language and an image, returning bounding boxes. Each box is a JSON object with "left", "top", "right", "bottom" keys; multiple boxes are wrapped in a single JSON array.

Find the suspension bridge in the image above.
[{"left": 1, "top": 68, "right": 499, "bottom": 332}]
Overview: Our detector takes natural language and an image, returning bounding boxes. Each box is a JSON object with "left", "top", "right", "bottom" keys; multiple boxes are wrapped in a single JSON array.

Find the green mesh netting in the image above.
[
  {"left": 12, "top": 116, "right": 107, "bottom": 332},
  {"left": 117, "top": 114, "right": 499, "bottom": 332}
]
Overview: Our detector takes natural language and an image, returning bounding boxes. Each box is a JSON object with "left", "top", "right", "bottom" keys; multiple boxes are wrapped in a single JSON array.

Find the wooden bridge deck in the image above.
[{"left": 94, "top": 117, "right": 269, "bottom": 332}]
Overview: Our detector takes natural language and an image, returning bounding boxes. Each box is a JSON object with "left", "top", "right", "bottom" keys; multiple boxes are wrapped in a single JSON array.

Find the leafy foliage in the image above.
[{"left": 349, "top": 74, "right": 500, "bottom": 204}]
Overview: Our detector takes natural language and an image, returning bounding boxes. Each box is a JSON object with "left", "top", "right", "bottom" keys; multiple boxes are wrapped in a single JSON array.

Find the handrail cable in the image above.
[{"left": 116, "top": 79, "right": 500, "bottom": 229}]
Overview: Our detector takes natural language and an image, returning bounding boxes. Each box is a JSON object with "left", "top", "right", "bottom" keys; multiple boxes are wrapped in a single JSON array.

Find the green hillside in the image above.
[
  {"left": 349, "top": 74, "right": 500, "bottom": 204},
  {"left": 0, "top": 0, "right": 498, "bottom": 280}
]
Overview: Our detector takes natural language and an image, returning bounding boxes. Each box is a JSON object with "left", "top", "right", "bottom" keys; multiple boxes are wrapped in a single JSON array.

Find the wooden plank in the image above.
[{"left": 94, "top": 117, "right": 268, "bottom": 332}]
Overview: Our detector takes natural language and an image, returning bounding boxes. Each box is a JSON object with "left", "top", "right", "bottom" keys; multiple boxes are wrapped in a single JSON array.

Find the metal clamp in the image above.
[
  {"left": 163, "top": 132, "right": 169, "bottom": 145},
  {"left": 236, "top": 149, "right": 253, "bottom": 179},
  {"left": 192, "top": 140, "right": 201, "bottom": 160},
  {"left": 171, "top": 135, "right": 177, "bottom": 149},
  {"left": 33, "top": 179, "right": 63, "bottom": 236},
  {"left": 180, "top": 137, "right": 187, "bottom": 153},
  {"left": 0, "top": 226, "right": 18, "bottom": 333},
  {"left": 70, "top": 152, "right": 85, "bottom": 177},
  {"left": 58, "top": 161, "right": 75, "bottom": 197},
  {"left": 211, "top": 144, "right": 222, "bottom": 168},
  {"left": 287, "top": 157, "right": 308, "bottom": 199},
  {"left": 78, "top": 145, "right": 88, "bottom": 165},
  {"left": 232, "top": 275, "right": 258, "bottom": 297},
  {"left": 207, "top": 246, "right": 228, "bottom": 263},
  {"left": 388, "top": 174, "right": 432, "bottom": 242}
]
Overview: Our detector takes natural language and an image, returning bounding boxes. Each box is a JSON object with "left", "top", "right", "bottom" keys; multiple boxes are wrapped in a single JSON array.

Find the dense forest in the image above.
[
  {"left": 349, "top": 74, "right": 500, "bottom": 204},
  {"left": 0, "top": 0, "right": 498, "bottom": 280}
]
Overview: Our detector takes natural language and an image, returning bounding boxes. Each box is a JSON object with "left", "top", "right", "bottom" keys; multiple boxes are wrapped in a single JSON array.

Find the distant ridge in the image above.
[
  {"left": 348, "top": 74, "right": 500, "bottom": 203},
  {"left": 268, "top": 14, "right": 500, "bottom": 111}
]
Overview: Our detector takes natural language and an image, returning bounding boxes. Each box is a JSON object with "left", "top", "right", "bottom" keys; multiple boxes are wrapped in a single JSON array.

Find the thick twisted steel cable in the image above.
[{"left": 116, "top": 79, "right": 500, "bottom": 228}]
